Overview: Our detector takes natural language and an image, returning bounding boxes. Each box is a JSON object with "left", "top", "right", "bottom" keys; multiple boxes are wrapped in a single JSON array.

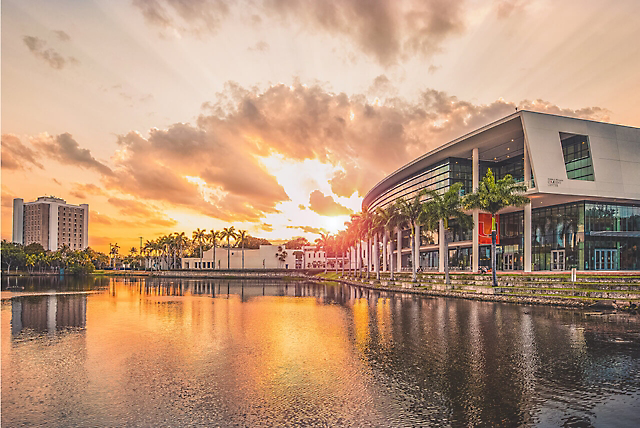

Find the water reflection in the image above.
[
  {"left": 11, "top": 294, "right": 87, "bottom": 335},
  {"left": 2, "top": 277, "right": 640, "bottom": 427}
]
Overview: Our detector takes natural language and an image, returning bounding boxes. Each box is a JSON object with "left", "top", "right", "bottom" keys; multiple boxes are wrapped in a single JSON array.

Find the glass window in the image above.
[{"left": 560, "top": 133, "right": 594, "bottom": 181}]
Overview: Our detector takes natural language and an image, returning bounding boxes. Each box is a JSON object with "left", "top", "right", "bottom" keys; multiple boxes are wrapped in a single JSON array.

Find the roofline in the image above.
[{"left": 362, "top": 110, "right": 522, "bottom": 208}]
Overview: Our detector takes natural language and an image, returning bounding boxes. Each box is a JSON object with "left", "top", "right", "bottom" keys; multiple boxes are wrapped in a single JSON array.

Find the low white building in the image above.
[{"left": 182, "top": 245, "right": 297, "bottom": 270}]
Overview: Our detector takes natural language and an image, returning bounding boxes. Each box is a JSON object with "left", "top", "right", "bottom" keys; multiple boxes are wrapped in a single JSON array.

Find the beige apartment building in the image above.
[{"left": 13, "top": 196, "right": 89, "bottom": 251}]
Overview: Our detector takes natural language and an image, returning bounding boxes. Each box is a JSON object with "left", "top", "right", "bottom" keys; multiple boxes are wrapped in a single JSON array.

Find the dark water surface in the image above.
[{"left": 2, "top": 276, "right": 640, "bottom": 427}]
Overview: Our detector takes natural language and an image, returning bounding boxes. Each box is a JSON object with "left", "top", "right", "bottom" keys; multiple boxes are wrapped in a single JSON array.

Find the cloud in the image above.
[
  {"left": 263, "top": 0, "right": 466, "bottom": 66},
  {"left": 495, "top": 0, "right": 528, "bottom": 19},
  {"left": 71, "top": 183, "right": 107, "bottom": 198},
  {"left": 132, "top": 0, "right": 230, "bottom": 36},
  {"left": 1, "top": 134, "right": 44, "bottom": 170},
  {"left": 107, "top": 197, "right": 160, "bottom": 218},
  {"left": 298, "top": 204, "right": 307, "bottom": 210},
  {"left": 32, "top": 133, "right": 113, "bottom": 176},
  {"left": 104, "top": 122, "right": 290, "bottom": 222},
  {"left": 91, "top": 209, "right": 177, "bottom": 229},
  {"left": 54, "top": 30, "right": 71, "bottom": 41},
  {"left": 308, "top": 190, "right": 353, "bottom": 216},
  {"left": 286, "top": 225, "right": 328, "bottom": 234},
  {"left": 22, "top": 35, "right": 77, "bottom": 69},
  {"left": 258, "top": 222, "right": 274, "bottom": 232},
  {"left": 248, "top": 41, "right": 270, "bottom": 52},
  {"left": 132, "top": 1, "right": 465, "bottom": 66}
]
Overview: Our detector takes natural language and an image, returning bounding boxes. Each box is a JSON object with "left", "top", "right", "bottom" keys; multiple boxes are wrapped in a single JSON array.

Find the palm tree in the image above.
[
  {"left": 220, "top": 226, "right": 237, "bottom": 269},
  {"left": 192, "top": 228, "right": 206, "bottom": 269},
  {"left": 209, "top": 230, "right": 220, "bottom": 269},
  {"left": 174, "top": 232, "right": 188, "bottom": 269},
  {"left": 236, "top": 230, "right": 248, "bottom": 269},
  {"left": 464, "top": 169, "right": 529, "bottom": 286},
  {"left": 423, "top": 182, "right": 473, "bottom": 286},
  {"left": 397, "top": 190, "right": 426, "bottom": 282},
  {"left": 377, "top": 204, "right": 400, "bottom": 281},
  {"left": 372, "top": 209, "right": 388, "bottom": 280},
  {"left": 315, "top": 232, "right": 331, "bottom": 272}
]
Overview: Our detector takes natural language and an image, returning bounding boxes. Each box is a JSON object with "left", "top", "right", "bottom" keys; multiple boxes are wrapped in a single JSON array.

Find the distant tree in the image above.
[
  {"left": 236, "top": 230, "right": 248, "bottom": 269},
  {"left": 283, "top": 237, "right": 310, "bottom": 250},
  {"left": 24, "top": 242, "right": 45, "bottom": 255},
  {"left": 1, "top": 241, "right": 26, "bottom": 274},
  {"left": 275, "top": 246, "right": 288, "bottom": 268},
  {"left": 243, "top": 236, "right": 272, "bottom": 249},
  {"left": 220, "top": 226, "right": 237, "bottom": 269}
]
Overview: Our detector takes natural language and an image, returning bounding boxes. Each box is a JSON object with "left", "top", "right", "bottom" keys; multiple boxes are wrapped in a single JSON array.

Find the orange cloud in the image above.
[
  {"left": 1, "top": 134, "right": 43, "bottom": 170},
  {"left": 308, "top": 190, "right": 353, "bottom": 216}
]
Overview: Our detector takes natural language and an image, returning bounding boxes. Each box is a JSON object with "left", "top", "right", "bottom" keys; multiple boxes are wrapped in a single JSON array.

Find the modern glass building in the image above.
[{"left": 363, "top": 111, "right": 640, "bottom": 272}]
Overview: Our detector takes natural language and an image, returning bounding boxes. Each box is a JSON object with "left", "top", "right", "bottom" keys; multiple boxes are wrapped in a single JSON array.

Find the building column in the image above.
[
  {"left": 396, "top": 227, "right": 402, "bottom": 272},
  {"left": 438, "top": 219, "right": 445, "bottom": 272},
  {"left": 12, "top": 198, "right": 24, "bottom": 245},
  {"left": 472, "top": 148, "right": 479, "bottom": 272},
  {"left": 524, "top": 147, "right": 532, "bottom": 272}
]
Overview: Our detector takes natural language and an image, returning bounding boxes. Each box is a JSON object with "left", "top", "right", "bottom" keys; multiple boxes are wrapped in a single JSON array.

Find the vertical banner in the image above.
[{"left": 478, "top": 213, "right": 499, "bottom": 245}]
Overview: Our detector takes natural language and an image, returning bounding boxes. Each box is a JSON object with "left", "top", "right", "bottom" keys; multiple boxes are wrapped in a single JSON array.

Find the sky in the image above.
[{"left": 2, "top": 0, "right": 640, "bottom": 253}]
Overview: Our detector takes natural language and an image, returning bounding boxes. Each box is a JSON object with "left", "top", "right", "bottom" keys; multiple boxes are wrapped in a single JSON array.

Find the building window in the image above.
[{"left": 560, "top": 133, "right": 594, "bottom": 181}]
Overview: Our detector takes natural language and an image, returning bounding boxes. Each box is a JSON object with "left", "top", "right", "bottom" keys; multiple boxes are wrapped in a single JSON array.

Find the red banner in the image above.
[{"left": 478, "top": 213, "right": 499, "bottom": 245}]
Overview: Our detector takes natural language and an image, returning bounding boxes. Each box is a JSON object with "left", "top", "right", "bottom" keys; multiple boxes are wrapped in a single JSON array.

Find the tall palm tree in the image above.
[
  {"left": 464, "top": 169, "right": 529, "bottom": 286},
  {"left": 372, "top": 209, "right": 387, "bottom": 280},
  {"left": 397, "top": 190, "right": 426, "bottom": 282},
  {"left": 315, "top": 232, "right": 331, "bottom": 273},
  {"left": 209, "top": 230, "right": 220, "bottom": 269},
  {"left": 236, "top": 230, "right": 248, "bottom": 269},
  {"left": 377, "top": 204, "right": 400, "bottom": 281},
  {"left": 174, "top": 232, "right": 188, "bottom": 269},
  {"left": 359, "top": 208, "right": 374, "bottom": 279},
  {"left": 423, "top": 182, "right": 473, "bottom": 285},
  {"left": 220, "top": 226, "right": 237, "bottom": 269},
  {"left": 192, "top": 228, "right": 206, "bottom": 269}
]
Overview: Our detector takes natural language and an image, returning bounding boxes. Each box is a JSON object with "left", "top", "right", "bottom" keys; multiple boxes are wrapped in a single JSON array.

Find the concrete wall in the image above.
[
  {"left": 522, "top": 111, "right": 640, "bottom": 200},
  {"left": 12, "top": 198, "right": 23, "bottom": 244},
  {"left": 183, "top": 245, "right": 297, "bottom": 269}
]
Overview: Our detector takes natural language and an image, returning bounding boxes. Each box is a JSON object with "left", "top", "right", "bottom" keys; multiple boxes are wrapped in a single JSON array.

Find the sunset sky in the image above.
[{"left": 2, "top": 0, "right": 639, "bottom": 252}]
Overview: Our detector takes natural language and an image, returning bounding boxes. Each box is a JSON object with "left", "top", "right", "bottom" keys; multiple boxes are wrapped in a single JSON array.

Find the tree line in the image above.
[
  {"left": 315, "top": 169, "right": 529, "bottom": 286},
  {"left": 1, "top": 241, "right": 108, "bottom": 274}
]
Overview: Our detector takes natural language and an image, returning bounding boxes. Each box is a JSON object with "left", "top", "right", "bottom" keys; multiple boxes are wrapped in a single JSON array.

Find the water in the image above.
[{"left": 2, "top": 276, "right": 640, "bottom": 427}]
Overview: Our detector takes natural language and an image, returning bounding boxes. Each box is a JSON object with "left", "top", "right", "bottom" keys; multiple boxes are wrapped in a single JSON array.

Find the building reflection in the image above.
[{"left": 11, "top": 294, "right": 87, "bottom": 335}]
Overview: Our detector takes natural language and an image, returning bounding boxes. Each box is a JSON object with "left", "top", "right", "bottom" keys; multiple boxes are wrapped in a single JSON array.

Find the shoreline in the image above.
[{"left": 5, "top": 269, "right": 640, "bottom": 312}]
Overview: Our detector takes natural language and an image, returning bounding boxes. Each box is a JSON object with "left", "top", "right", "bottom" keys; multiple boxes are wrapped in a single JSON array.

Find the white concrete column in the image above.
[
  {"left": 414, "top": 222, "right": 421, "bottom": 271},
  {"left": 81, "top": 204, "right": 89, "bottom": 249},
  {"left": 438, "top": 219, "right": 445, "bottom": 272},
  {"left": 472, "top": 147, "right": 479, "bottom": 272},
  {"left": 12, "top": 198, "right": 24, "bottom": 244},
  {"left": 382, "top": 233, "right": 388, "bottom": 272},
  {"left": 524, "top": 147, "right": 532, "bottom": 272},
  {"left": 396, "top": 227, "right": 402, "bottom": 272}
]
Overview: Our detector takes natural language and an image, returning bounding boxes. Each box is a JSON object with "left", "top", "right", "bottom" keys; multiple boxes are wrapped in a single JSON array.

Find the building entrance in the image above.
[
  {"left": 551, "top": 250, "right": 565, "bottom": 271},
  {"left": 594, "top": 249, "right": 616, "bottom": 270},
  {"left": 503, "top": 253, "right": 515, "bottom": 270}
]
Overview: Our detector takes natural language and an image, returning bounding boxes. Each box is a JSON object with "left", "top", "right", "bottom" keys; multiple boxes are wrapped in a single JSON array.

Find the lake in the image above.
[{"left": 2, "top": 276, "right": 640, "bottom": 427}]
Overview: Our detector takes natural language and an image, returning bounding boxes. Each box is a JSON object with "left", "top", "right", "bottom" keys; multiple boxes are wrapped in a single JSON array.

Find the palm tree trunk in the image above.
[
  {"left": 227, "top": 239, "right": 231, "bottom": 270},
  {"left": 411, "top": 228, "right": 417, "bottom": 283},
  {"left": 342, "top": 250, "right": 345, "bottom": 277},
  {"left": 366, "top": 237, "right": 371, "bottom": 280},
  {"left": 374, "top": 233, "right": 380, "bottom": 280},
  {"left": 491, "top": 216, "right": 497, "bottom": 286},
  {"left": 242, "top": 242, "right": 245, "bottom": 270},
  {"left": 444, "top": 231, "right": 450, "bottom": 286},
  {"left": 213, "top": 243, "right": 216, "bottom": 270},
  {"left": 414, "top": 221, "right": 421, "bottom": 279},
  {"left": 200, "top": 243, "right": 203, "bottom": 270},
  {"left": 389, "top": 232, "right": 395, "bottom": 281}
]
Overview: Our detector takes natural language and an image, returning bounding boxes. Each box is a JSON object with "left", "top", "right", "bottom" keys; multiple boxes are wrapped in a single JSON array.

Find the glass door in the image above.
[
  {"left": 503, "top": 253, "right": 514, "bottom": 270},
  {"left": 551, "top": 250, "right": 565, "bottom": 271},
  {"left": 595, "top": 249, "right": 615, "bottom": 270}
]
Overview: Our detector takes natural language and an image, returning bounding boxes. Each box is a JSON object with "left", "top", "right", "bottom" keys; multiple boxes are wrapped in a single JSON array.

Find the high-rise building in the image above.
[{"left": 12, "top": 196, "right": 89, "bottom": 251}]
